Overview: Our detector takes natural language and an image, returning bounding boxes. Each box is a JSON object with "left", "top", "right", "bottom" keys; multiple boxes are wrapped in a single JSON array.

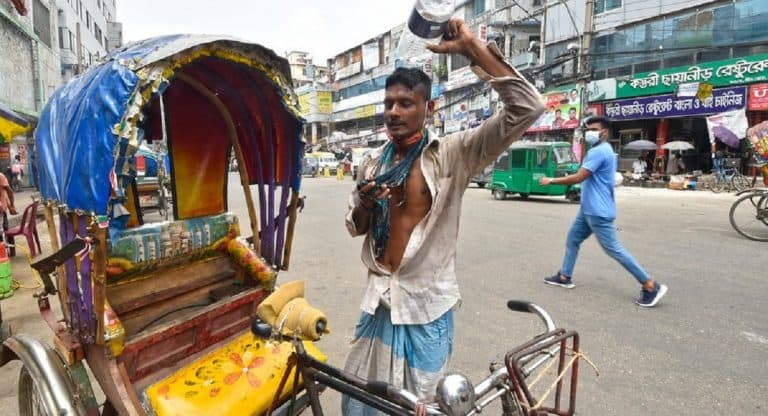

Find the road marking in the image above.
[{"left": 741, "top": 331, "right": 768, "bottom": 345}]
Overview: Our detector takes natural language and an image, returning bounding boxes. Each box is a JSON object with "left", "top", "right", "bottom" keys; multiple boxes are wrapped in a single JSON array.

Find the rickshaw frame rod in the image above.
[
  {"left": 293, "top": 341, "right": 415, "bottom": 416},
  {"left": 505, "top": 330, "right": 580, "bottom": 416},
  {"left": 3, "top": 334, "right": 88, "bottom": 415}
]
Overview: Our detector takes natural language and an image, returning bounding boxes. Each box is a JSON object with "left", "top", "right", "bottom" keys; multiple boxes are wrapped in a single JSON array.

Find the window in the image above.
[
  {"left": 32, "top": 0, "right": 52, "bottom": 48},
  {"left": 473, "top": 0, "right": 485, "bottom": 16},
  {"left": 494, "top": 153, "right": 509, "bottom": 170},
  {"left": 94, "top": 24, "right": 102, "bottom": 45},
  {"left": 553, "top": 147, "right": 576, "bottom": 164},
  {"left": 606, "top": 65, "right": 632, "bottom": 77},
  {"left": 634, "top": 60, "right": 661, "bottom": 73},
  {"left": 536, "top": 149, "right": 548, "bottom": 167},
  {"left": 86, "top": 11, "right": 91, "bottom": 30},
  {"left": 465, "top": 0, "right": 485, "bottom": 20},
  {"left": 510, "top": 151, "right": 526, "bottom": 169},
  {"left": 58, "top": 27, "right": 72, "bottom": 50},
  {"left": 595, "top": 0, "right": 622, "bottom": 15}
]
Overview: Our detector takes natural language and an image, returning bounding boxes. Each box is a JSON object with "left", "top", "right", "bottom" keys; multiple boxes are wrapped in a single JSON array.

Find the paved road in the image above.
[{"left": 1, "top": 176, "right": 766, "bottom": 415}]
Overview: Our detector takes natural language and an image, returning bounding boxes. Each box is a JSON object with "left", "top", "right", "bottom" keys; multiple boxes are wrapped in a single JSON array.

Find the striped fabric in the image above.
[{"left": 341, "top": 306, "right": 453, "bottom": 415}]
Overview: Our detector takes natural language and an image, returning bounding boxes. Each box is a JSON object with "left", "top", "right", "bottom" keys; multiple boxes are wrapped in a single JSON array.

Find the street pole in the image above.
[
  {"left": 578, "top": 0, "right": 595, "bottom": 161},
  {"left": 578, "top": 0, "right": 594, "bottom": 117},
  {"left": 539, "top": 1, "right": 547, "bottom": 66}
]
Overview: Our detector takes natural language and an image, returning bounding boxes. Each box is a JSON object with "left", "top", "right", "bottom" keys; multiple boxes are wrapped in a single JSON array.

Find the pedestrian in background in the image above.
[
  {"left": 0, "top": 171, "right": 18, "bottom": 234},
  {"left": 538, "top": 116, "right": 668, "bottom": 307}
]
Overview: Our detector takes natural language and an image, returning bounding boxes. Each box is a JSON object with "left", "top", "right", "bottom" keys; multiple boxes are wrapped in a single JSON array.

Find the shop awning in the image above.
[{"left": 0, "top": 102, "right": 32, "bottom": 143}]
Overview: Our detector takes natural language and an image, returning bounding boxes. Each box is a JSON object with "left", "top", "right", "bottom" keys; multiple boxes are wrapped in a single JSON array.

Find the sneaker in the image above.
[
  {"left": 544, "top": 272, "right": 575, "bottom": 289},
  {"left": 636, "top": 282, "right": 668, "bottom": 307}
]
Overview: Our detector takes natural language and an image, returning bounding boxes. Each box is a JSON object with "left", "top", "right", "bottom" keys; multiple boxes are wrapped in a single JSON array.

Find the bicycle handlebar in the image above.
[{"left": 506, "top": 300, "right": 556, "bottom": 334}]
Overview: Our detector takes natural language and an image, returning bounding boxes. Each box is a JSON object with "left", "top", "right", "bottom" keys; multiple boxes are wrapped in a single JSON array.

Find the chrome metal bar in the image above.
[
  {"left": 472, "top": 365, "right": 508, "bottom": 398},
  {"left": 4, "top": 334, "right": 87, "bottom": 415},
  {"left": 467, "top": 384, "right": 513, "bottom": 416}
]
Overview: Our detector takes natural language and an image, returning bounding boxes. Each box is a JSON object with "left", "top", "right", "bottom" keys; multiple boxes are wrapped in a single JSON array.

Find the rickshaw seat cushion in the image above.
[
  {"left": 107, "top": 213, "right": 240, "bottom": 278},
  {"left": 143, "top": 332, "right": 326, "bottom": 416}
]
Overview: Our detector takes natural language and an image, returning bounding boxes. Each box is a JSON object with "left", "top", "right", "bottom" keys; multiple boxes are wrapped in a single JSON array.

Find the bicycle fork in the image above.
[{"left": 489, "top": 362, "right": 523, "bottom": 416}]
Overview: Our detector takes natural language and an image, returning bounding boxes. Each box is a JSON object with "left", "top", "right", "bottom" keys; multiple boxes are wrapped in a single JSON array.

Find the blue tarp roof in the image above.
[{"left": 35, "top": 35, "right": 301, "bottom": 216}]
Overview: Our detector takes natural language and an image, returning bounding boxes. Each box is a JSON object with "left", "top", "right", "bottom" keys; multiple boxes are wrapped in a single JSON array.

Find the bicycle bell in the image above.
[{"left": 435, "top": 373, "right": 476, "bottom": 416}]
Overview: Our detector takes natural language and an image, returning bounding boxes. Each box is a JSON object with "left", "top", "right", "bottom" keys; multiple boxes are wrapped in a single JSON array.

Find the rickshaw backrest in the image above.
[{"left": 106, "top": 212, "right": 239, "bottom": 281}]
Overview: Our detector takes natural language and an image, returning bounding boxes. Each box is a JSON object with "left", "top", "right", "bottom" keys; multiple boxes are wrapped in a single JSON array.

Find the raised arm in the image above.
[{"left": 428, "top": 19, "right": 544, "bottom": 177}]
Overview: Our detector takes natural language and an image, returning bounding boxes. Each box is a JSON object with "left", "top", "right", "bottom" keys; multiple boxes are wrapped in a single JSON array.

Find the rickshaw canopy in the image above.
[{"left": 36, "top": 35, "right": 305, "bottom": 218}]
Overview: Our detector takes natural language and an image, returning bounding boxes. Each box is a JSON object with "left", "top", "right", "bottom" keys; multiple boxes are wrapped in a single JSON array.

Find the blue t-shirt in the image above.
[{"left": 581, "top": 142, "right": 616, "bottom": 218}]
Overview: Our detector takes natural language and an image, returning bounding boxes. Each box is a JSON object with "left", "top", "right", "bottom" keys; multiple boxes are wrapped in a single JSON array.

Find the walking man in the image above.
[
  {"left": 539, "top": 116, "right": 667, "bottom": 307},
  {"left": 343, "top": 18, "right": 543, "bottom": 414}
]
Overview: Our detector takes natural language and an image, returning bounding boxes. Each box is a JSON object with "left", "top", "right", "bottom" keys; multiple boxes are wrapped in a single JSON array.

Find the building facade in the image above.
[
  {"left": 1, "top": 0, "right": 62, "bottom": 182},
  {"left": 524, "top": 0, "right": 768, "bottom": 172},
  {"left": 324, "top": 0, "right": 538, "bottom": 147},
  {"left": 1, "top": 0, "right": 121, "bottom": 186},
  {"left": 1, "top": 0, "right": 61, "bottom": 114},
  {"left": 56, "top": 0, "right": 121, "bottom": 81},
  {"left": 287, "top": 51, "right": 329, "bottom": 89}
]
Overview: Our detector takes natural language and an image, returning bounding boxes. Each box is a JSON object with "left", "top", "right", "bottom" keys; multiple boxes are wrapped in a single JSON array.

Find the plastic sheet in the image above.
[{"left": 36, "top": 61, "right": 137, "bottom": 214}]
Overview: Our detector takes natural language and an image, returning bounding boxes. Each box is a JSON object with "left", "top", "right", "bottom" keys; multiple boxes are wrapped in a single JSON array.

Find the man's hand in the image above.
[
  {"left": 358, "top": 181, "right": 390, "bottom": 210},
  {"left": 426, "top": 19, "right": 481, "bottom": 56},
  {"left": 539, "top": 177, "right": 553, "bottom": 186},
  {"left": 8, "top": 206, "right": 17, "bottom": 215},
  {"left": 427, "top": 19, "right": 514, "bottom": 78}
]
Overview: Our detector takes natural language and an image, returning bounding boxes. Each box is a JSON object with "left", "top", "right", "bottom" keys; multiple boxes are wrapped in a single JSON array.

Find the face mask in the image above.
[{"left": 585, "top": 130, "right": 601, "bottom": 145}]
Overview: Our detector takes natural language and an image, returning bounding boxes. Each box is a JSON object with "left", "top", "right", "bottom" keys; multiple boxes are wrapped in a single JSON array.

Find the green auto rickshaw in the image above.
[{"left": 489, "top": 141, "right": 581, "bottom": 202}]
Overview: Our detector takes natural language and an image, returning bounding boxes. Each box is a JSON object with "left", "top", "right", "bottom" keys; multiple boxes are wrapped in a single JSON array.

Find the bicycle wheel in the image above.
[
  {"left": 710, "top": 179, "right": 725, "bottom": 193},
  {"left": 18, "top": 365, "right": 51, "bottom": 416},
  {"left": 731, "top": 174, "right": 752, "bottom": 193},
  {"left": 729, "top": 191, "right": 768, "bottom": 241}
]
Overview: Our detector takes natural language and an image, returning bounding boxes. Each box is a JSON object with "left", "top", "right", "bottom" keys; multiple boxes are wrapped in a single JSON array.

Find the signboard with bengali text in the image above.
[
  {"left": 605, "top": 86, "right": 746, "bottom": 121},
  {"left": 616, "top": 54, "right": 768, "bottom": 99}
]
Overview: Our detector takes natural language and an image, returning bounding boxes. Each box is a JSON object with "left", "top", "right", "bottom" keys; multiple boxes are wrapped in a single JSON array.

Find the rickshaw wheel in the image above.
[
  {"left": 18, "top": 365, "right": 48, "bottom": 416},
  {"left": 492, "top": 189, "right": 507, "bottom": 200}
]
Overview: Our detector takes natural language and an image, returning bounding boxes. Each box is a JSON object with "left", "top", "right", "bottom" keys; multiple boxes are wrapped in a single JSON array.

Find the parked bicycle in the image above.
[
  {"left": 729, "top": 188, "right": 768, "bottom": 241},
  {"left": 710, "top": 164, "right": 751, "bottom": 193},
  {"left": 253, "top": 285, "right": 582, "bottom": 416}
]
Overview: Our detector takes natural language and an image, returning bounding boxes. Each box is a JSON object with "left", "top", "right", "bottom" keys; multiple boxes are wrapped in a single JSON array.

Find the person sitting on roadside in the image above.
[{"left": 631, "top": 155, "right": 648, "bottom": 180}]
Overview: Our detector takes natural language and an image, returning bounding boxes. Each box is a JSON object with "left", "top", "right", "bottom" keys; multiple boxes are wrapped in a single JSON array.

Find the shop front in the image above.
[
  {"left": 604, "top": 86, "right": 747, "bottom": 173},
  {"left": 0, "top": 102, "right": 35, "bottom": 188},
  {"left": 602, "top": 53, "right": 768, "bottom": 174}
]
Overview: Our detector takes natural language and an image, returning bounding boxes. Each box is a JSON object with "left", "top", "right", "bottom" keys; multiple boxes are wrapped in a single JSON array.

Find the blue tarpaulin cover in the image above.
[{"left": 36, "top": 60, "right": 137, "bottom": 214}]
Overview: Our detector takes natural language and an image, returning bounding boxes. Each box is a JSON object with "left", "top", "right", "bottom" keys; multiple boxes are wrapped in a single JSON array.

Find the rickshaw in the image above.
[
  {"left": 489, "top": 141, "right": 581, "bottom": 202},
  {"left": 0, "top": 35, "right": 324, "bottom": 415},
  {"left": 135, "top": 145, "right": 171, "bottom": 219}
]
